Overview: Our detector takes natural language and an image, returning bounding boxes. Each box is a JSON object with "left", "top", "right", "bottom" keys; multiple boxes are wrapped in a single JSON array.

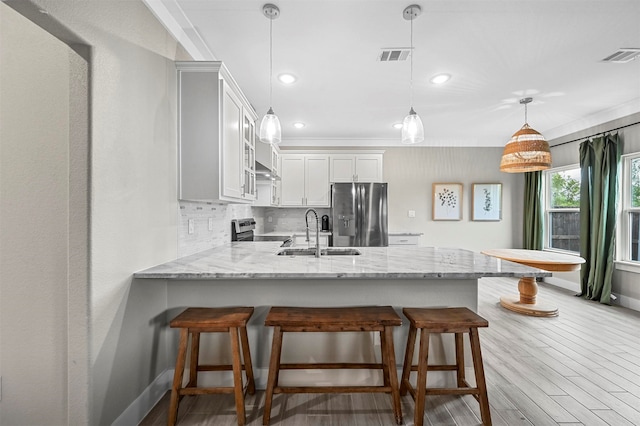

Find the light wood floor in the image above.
[{"left": 140, "top": 277, "right": 640, "bottom": 425}]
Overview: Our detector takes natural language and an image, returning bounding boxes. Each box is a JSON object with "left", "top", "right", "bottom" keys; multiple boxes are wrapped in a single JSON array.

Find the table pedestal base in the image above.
[
  {"left": 499, "top": 294, "right": 558, "bottom": 317},
  {"left": 499, "top": 277, "right": 558, "bottom": 317}
]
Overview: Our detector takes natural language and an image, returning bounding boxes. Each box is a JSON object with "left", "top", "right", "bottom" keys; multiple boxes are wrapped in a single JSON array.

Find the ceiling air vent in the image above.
[
  {"left": 601, "top": 48, "right": 640, "bottom": 63},
  {"left": 378, "top": 48, "right": 411, "bottom": 62}
]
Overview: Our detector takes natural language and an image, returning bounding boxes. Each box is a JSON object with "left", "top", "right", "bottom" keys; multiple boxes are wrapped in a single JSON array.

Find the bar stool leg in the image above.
[
  {"left": 263, "top": 326, "right": 283, "bottom": 425},
  {"left": 187, "top": 331, "right": 200, "bottom": 388},
  {"left": 168, "top": 329, "right": 189, "bottom": 426},
  {"left": 470, "top": 328, "right": 492, "bottom": 426},
  {"left": 400, "top": 324, "right": 417, "bottom": 396},
  {"left": 379, "top": 330, "right": 390, "bottom": 387},
  {"left": 454, "top": 332, "right": 465, "bottom": 388},
  {"left": 383, "top": 326, "right": 403, "bottom": 425},
  {"left": 240, "top": 326, "right": 256, "bottom": 395},
  {"left": 230, "top": 327, "right": 246, "bottom": 426},
  {"left": 414, "top": 328, "right": 430, "bottom": 426}
]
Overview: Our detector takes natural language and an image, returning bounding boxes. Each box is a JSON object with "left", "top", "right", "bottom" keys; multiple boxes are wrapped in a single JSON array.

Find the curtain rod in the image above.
[{"left": 550, "top": 120, "right": 640, "bottom": 148}]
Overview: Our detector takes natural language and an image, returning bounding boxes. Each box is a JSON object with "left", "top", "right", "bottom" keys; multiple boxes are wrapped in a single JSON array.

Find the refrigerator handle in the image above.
[{"left": 356, "top": 184, "right": 363, "bottom": 246}]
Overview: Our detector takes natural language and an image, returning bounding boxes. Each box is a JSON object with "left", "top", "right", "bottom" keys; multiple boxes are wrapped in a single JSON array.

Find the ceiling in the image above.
[{"left": 144, "top": 0, "right": 640, "bottom": 147}]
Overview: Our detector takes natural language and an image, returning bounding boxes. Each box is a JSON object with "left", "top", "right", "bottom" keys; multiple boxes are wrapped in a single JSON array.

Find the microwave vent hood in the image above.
[{"left": 255, "top": 161, "right": 280, "bottom": 181}]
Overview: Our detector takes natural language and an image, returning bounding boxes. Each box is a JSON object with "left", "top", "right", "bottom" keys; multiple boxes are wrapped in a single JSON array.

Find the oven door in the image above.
[{"left": 234, "top": 231, "right": 254, "bottom": 241}]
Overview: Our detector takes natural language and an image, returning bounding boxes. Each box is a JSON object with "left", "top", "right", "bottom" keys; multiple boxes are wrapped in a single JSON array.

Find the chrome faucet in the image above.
[{"left": 304, "top": 208, "right": 321, "bottom": 258}]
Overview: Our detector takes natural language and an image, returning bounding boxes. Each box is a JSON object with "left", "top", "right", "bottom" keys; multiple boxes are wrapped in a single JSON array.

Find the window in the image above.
[
  {"left": 544, "top": 166, "right": 581, "bottom": 253},
  {"left": 621, "top": 153, "right": 640, "bottom": 263}
]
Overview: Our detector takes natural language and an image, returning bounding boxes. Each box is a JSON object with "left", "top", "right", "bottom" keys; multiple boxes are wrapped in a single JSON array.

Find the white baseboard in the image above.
[
  {"left": 615, "top": 293, "right": 640, "bottom": 312},
  {"left": 112, "top": 369, "right": 173, "bottom": 426},
  {"left": 544, "top": 276, "right": 640, "bottom": 312},
  {"left": 112, "top": 366, "right": 459, "bottom": 425},
  {"left": 543, "top": 276, "right": 580, "bottom": 293}
]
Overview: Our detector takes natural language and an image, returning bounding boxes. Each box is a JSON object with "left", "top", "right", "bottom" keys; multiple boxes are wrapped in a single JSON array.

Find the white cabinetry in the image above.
[
  {"left": 256, "top": 139, "right": 280, "bottom": 177},
  {"left": 280, "top": 154, "right": 330, "bottom": 207},
  {"left": 177, "top": 61, "right": 256, "bottom": 202},
  {"left": 330, "top": 152, "right": 384, "bottom": 183},
  {"left": 388, "top": 234, "right": 421, "bottom": 246},
  {"left": 242, "top": 110, "right": 257, "bottom": 201},
  {"left": 255, "top": 142, "right": 280, "bottom": 206},
  {"left": 255, "top": 180, "right": 280, "bottom": 206}
]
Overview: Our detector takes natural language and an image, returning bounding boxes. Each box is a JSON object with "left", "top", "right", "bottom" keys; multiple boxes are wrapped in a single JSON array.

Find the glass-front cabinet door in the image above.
[{"left": 242, "top": 110, "right": 256, "bottom": 200}]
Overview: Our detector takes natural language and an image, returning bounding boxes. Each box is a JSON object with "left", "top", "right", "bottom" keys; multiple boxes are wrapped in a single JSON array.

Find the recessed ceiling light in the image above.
[
  {"left": 430, "top": 73, "right": 451, "bottom": 84},
  {"left": 278, "top": 73, "right": 297, "bottom": 84},
  {"left": 293, "top": 122, "right": 305, "bottom": 129},
  {"left": 392, "top": 123, "right": 403, "bottom": 129}
]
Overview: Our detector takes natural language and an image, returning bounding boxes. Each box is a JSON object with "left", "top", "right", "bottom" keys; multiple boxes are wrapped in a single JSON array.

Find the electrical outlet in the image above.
[
  {"left": 408, "top": 210, "right": 416, "bottom": 218},
  {"left": 208, "top": 218, "right": 214, "bottom": 231},
  {"left": 268, "top": 216, "right": 272, "bottom": 223},
  {"left": 188, "top": 219, "right": 195, "bottom": 234}
]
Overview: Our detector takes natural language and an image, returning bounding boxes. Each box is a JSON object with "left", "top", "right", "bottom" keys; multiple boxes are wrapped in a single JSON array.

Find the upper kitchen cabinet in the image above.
[
  {"left": 330, "top": 152, "right": 384, "bottom": 183},
  {"left": 280, "top": 153, "right": 330, "bottom": 207},
  {"left": 254, "top": 141, "right": 280, "bottom": 207},
  {"left": 177, "top": 61, "right": 256, "bottom": 202},
  {"left": 242, "top": 109, "right": 257, "bottom": 201},
  {"left": 256, "top": 139, "right": 280, "bottom": 177}
]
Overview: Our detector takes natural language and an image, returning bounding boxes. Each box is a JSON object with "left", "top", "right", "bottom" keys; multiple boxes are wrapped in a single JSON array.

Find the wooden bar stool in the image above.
[
  {"left": 400, "top": 307, "right": 491, "bottom": 426},
  {"left": 168, "top": 307, "right": 255, "bottom": 426},
  {"left": 262, "top": 306, "right": 403, "bottom": 425}
]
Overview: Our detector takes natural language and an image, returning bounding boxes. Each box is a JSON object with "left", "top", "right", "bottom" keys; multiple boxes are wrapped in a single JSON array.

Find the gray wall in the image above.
[
  {"left": 0, "top": 5, "right": 76, "bottom": 424},
  {"left": 383, "top": 147, "right": 523, "bottom": 251},
  {"left": 275, "top": 147, "right": 525, "bottom": 251},
  {"left": 1, "top": 0, "right": 188, "bottom": 424}
]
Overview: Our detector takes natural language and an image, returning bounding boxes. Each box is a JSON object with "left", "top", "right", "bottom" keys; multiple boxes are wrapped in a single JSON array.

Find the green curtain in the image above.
[
  {"left": 579, "top": 133, "right": 620, "bottom": 304},
  {"left": 523, "top": 171, "right": 543, "bottom": 250}
]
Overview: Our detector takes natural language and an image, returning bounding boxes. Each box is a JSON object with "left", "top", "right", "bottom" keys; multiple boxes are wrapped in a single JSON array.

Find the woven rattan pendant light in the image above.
[{"left": 500, "top": 97, "right": 551, "bottom": 172}]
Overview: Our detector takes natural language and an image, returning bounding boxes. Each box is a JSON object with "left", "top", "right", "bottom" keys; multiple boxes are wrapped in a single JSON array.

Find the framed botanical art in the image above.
[
  {"left": 432, "top": 183, "right": 463, "bottom": 221},
  {"left": 472, "top": 183, "right": 502, "bottom": 221}
]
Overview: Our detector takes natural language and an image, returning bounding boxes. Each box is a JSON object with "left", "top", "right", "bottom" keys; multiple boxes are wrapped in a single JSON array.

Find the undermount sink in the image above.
[{"left": 276, "top": 248, "right": 361, "bottom": 256}]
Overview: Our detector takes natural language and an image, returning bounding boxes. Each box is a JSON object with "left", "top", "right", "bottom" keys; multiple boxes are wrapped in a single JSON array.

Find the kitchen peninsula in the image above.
[{"left": 135, "top": 243, "right": 549, "bottom": 387}]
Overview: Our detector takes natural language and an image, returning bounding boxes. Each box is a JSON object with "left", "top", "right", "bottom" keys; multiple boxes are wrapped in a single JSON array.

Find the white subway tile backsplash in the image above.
[
  {"left": 259, "top": 207, "right": 330, "bottom": 233},
  {"left": 178, "top": 203, "right": 330, "bottom": 257},
  {"left": 178, "top": 201, "right": 252, "bottom": 257}
]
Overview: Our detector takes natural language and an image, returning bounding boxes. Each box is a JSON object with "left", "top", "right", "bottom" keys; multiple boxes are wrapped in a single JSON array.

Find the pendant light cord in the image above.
[
  {"left": 269, "top": 16, "right": 273, "bottom": 107},
  {"left": 409, "top": 14, "right": 414, "bottom": 108},
  {"left": 524, "top": 102, "right": 528, "bottom": 124}
]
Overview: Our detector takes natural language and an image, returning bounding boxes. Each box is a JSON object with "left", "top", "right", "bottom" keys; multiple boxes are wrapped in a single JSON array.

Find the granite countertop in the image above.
[
  {"left": 134, "top": 242, "right": 550, "bottom": 280},
  {"left": 255, "top": 231, "right": 332, "bottom": 237}
]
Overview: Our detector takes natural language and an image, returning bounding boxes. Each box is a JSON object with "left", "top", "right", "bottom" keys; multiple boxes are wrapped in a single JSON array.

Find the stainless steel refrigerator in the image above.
[{"left": 331, "top": 183, "right": 388, "bottom": 247}]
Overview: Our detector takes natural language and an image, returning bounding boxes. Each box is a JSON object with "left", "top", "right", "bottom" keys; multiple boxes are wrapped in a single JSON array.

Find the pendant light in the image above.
[
  {"left": 401, "top": 4, "right": 424, "bottom": 145},
  {"left": 259, "top": 4, "right": 282, "bottom": 145},
  {"left": 500, "top": 97, "right": 552, "bottom": 172}
]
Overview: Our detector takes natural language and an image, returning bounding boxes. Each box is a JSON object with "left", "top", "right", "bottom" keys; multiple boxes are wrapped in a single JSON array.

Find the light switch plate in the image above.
[
  {"left": 188, "top": 219, "right": 195, "bottom": 234},
  {"left": 208, "top": 218, "right": 214, "bottom": 231},
  {"left": 408, "top": 210, "right": 416, "bottom": 218}
]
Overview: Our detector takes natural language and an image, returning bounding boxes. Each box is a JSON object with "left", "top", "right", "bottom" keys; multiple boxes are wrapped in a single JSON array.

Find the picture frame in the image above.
[
  {"left": 472, "top": 183, "right": 502, "bottom": 221},
  {"left": 432, "top": 183, "right": 463, "bottom": 221}
]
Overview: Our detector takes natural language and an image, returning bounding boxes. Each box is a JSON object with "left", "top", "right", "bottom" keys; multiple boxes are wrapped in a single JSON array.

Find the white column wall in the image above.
[
  {"left": 1, "top": 0, "right": 187, "bottom": 423},
  {"left": 0, "top": 4, "right": 71, "bottom": 424}
]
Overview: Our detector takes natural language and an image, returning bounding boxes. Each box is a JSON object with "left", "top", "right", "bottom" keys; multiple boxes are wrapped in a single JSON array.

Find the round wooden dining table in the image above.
[{"left": 481, "top": 249, "right": 585, "bottom": 317}]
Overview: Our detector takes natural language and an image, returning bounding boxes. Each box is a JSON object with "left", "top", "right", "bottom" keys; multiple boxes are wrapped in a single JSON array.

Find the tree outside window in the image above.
[
  {"left": 546, "top": 168, "right": 581, "bottom": 252},
  {"left": 630, "top": 158, "right": 640, "bottom": 260},
  {"left": 632, "top": 158, "right": 640, "bottom": 208}
]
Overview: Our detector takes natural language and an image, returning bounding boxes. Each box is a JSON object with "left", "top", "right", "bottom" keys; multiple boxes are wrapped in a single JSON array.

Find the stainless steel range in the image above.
[{"left": 231, "top": 218, "right": 256, "bottom": 241}]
